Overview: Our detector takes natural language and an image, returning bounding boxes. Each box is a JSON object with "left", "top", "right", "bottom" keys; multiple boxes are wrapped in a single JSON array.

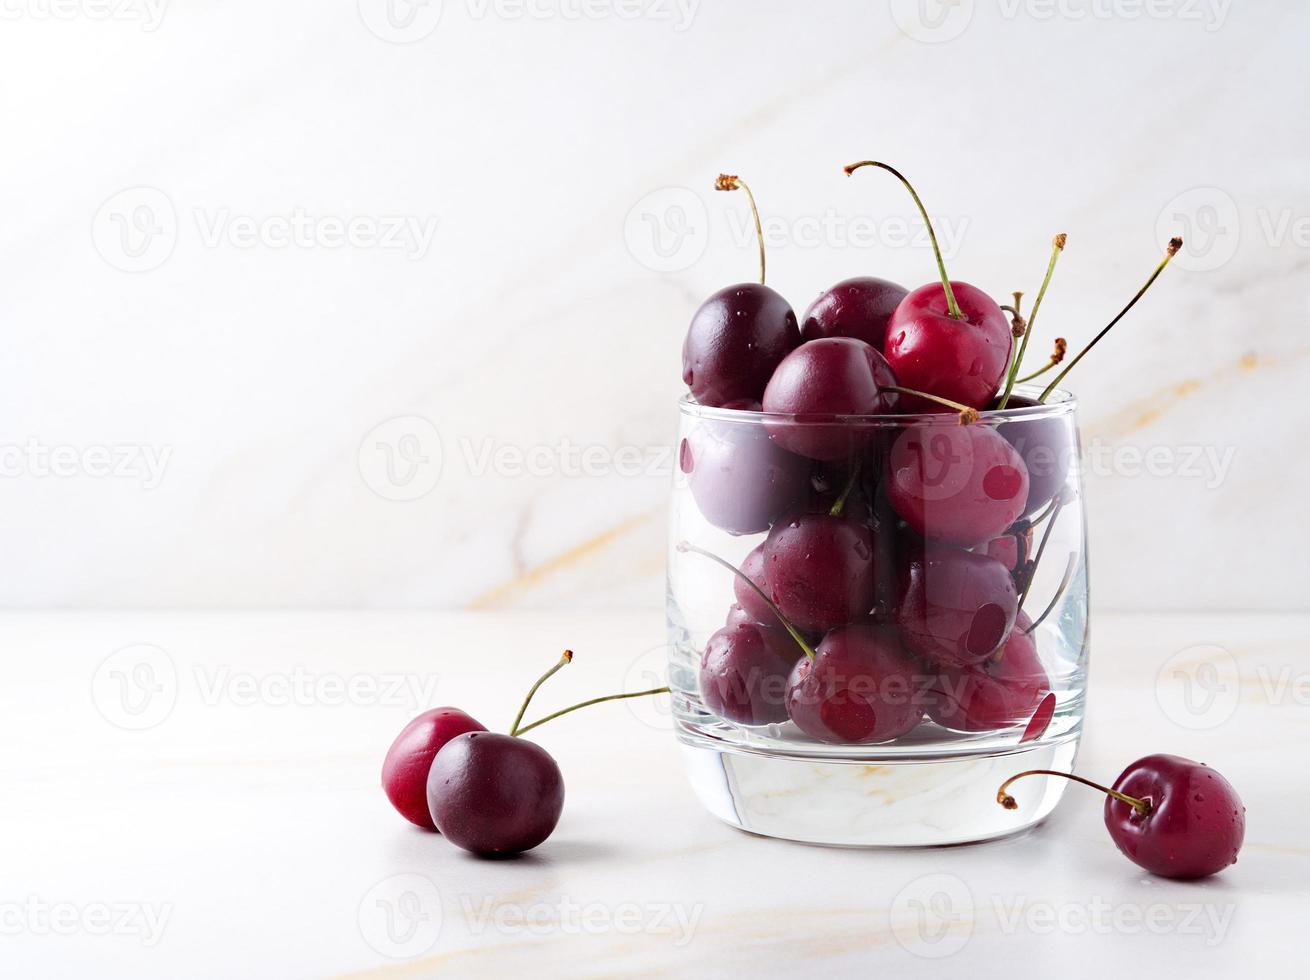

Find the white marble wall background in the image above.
[{"left": 0, "top": 0, "right": 1305, "bottom": 610}]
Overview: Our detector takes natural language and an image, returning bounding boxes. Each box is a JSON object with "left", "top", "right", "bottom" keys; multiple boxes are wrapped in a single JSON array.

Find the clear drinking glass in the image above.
[{"left": 666, "top": 384, "right": 1087, "bottom": 846}]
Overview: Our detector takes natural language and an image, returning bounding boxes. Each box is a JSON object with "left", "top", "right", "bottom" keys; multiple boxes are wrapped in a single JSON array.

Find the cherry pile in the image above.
[
  {"left": 381, "top": 653, "right": 666, "bottom": 856},
  {"left": 680, "top": 161, "right": 1182, "bottom": 745}
]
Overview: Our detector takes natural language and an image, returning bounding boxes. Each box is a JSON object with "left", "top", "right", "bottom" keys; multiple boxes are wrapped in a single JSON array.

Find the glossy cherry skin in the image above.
[
  {"left": 762, "top": 512, "right": 876, "bottom": 634},
  {"left": 785, "top": 625, "right": 925, "bottom": 744},
  {"left": 683, "top": 284, "right": 799, "bottom": 407},
  {"left": 732, "top": 545, "right": 784, "bottom": 630},
  {"left": 427, "top": 732, "right": 564, "bottom": 856},
  {"left": 801, "top": 277, "right": 908, "bottom": 352},
  {"left": 897, "top": 547, "right": 1018, "bottom": 668},
  {"left": 996, "top": 395, "right": 1076, "bottom": 519},
  {"left": 681, "top": 419, "right": 809, "bottom": 535},
  {"left": 927, "top": 612, "right": 1049, "bottom": 731},
  {"left": 381, "top": 707, "right": 486, "bottom": 830},
  {"left": 886, "top": 423, "right": 1029, "bottom": 547},
  {"left": 700, "top": 621, "right": 802, "bottom": 726},
  {"left": 885, "top": 281, "right": 1012, "bottom": 411},
  {"left": 762, "top": 337, "right": 898, "bottom": 460},
  {"left": 1105, "top": 755, "right": 1245, "bottom": 879}
]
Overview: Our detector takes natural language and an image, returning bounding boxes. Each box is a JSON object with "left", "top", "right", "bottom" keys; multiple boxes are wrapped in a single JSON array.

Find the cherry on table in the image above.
[
  {"left": 885, "top": 422, "right": 1029, "bottom": 548},
  {"left": 845, "top": 161, "right": 1011, "bottom": 411},
  {"left": 896, "top": 546, "right": 1019, "bottom": 668},
  {"left": 681, "top": 416, "right": 809, "bottom": 535},
  {"left": 700, "top": 621, "right": 802, "bottom": 726},
  {"left": 762, "top": 511, "right": 877, "bottom": 634},
  {"left": 785, "top": 624, "right": 925, "bottom": 744},
  {"left": 683, "top": 175, "right": 799, "bottom": 407},
  {"left": 381, "top": 707, "right": 486, "bottom": 830},
  {"left": 801, "top": 276, "right": 908, "bottom": 352},
  {"left": 998, "top": 755, "right": 1245, "bottom": 879},
  {"left": 761, "top": 337, "right": 898, "bottom": 460},
  {"left": 427, "top": 731, "right": 565, "bottom": 856},
  {"left": 926, "top": 611, "right": 1049, "bottom": 731}
]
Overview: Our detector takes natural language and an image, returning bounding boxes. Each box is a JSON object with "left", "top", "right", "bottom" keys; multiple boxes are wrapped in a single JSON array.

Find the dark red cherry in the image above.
[
  {"left": 700, "top": 621, "right": 802, "bottom": 726},
  {"left": 885, "top": 423, "right": 1029, "bottom": 547},
  {"left": 762, "top": 512, "right": 876, "bottom": 633},
  {"left": 785, "top": 624, "right": 924, "bottom": 743},
  {"left": 1103, "top": 755, "right": 1246, "bottom": 879},
  {"left": 683, "top": 283, "right": 799, "bottom": 407},
  {"left": 733, "top": 545, "right": 784, "bottom": 630},
  {"left": 381, "top": 707, "right": 486, "bottom": 830},
  {"left": 996, "top": 395, "right": 1076, "bottom": 519},
  {"left": 682, "top": 418, "right": 809, "bottom": 535},
  {"left": 801, "top": 277, "right": 908, "bottom": 352},
  {"left": 762, "top": 337, "right": 898, "bottom": 460},
  {"left": 926, "top": 612, "right": 1049, "bottom": 731},
  {"left": 427, "top": 731, "right": 564, "bottom": 856},
  {"left": 897, "top": 547, "right": 1018, "bottom": 668},
  {"left": 884, "top": 281, "right": 1013, "bottom": 412},
  {"left": 999, "top": 755, "right": 1245, "bottom": 880}
]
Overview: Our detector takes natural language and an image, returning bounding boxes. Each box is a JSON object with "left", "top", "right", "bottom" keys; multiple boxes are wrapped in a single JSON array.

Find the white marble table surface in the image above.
[{"left": 1, "top": 610, "right": 1304, "bottom": 978}]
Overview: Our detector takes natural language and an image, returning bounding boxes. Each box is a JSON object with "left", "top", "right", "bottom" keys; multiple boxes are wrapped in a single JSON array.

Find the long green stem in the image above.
[
  {"left": 509, "top": 650, "right": 572, "bottom": 736},
  {"left": 716, "top": 174, "right": 765, "bottom": 285},
  {"left": 998, "top": 769, "right": 1151, "bottom": 817},
  {"left": 844, "top": 160, "right": 961, "bottom": 319},
  {"left": 514, "top": 687, "right": 671, "bottom": 736},
  {"left": 882, "top": 385, "right": 980, "bottom": 424},
  {"left": 1040, "top": 238, "right": 1182, "bottom": 402},
  {"left": 999, "top": 234, "right": 1066, "bottom": 409},
  {"left": 677, "top": 541, "right": 817, "bottom": 660}
]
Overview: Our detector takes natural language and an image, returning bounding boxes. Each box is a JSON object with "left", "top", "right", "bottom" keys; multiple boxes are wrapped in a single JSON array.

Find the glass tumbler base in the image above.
[{"left": 679, "top": 736, "right": 1079, "bottom": 847}]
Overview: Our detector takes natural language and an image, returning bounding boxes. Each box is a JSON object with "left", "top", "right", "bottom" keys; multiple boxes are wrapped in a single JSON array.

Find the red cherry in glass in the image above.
[
  {"left": 897, "top": 547, "right": 1018, "bottom": 668},
  {"left": 785, "top": 624, "right": 925, "bottom": 744},
  {"left": 762, "top": 511, "right": 876, "bottom": 634},
  {"left": 926, "top": 612, "right": 1049, "bottom": 731},
  {"left": 681, "top": 418, "right": 809, "bottom": 535},
  {"left": 999, "top": 755, "right": 1245, "bottom": 880},
  {"left": 995, "top": 394, "right": 1075, "bottom": 519},
  {"left": 885, "top": 281, "right": 1012, "bottom": 412},
  {"left": 381, "top": 707, "right": 486, "bottom": 830},
  {"left": 844, "top": 161, "right": 1011, "bottom": 411},
  {"left": 700, "top": 621, "right": 802, "bottom": 726},
  {"left": 732, "top": 545, "right": 784, "bottom": 631},
  {"left": 683, "top": 175, "right": 799, "bottom": 407},
  {"left": 885, "top": 423, "right": 1029, "bottom": 548},
  {"left": 427, "top": 731, "right": 565, "bottom": 856},
  {"left": 801, "top": 276, "right": 908, "bottom": 352},
  {"left": 762, "top": 337, "right": 898, "bottom": 460}
]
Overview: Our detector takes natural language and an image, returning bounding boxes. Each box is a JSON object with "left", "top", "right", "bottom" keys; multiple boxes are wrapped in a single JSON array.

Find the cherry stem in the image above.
[
  {"left": 829, "top": 459, "right": 862, "bottom": 518},
  {"left": 509, "top": 650, "right": 573, "bottom": 736},
  {"left": 717, "top": 174, "right": 765, "bottom": 285},
  {"left": 1014, "top": 338, "right": 1067, "bottom": 384},
  {"left": 1039, "top": 237, "right": 1183, "bottom": 403},
  {"left": 513, "top": 686, "right": 671, "bottom": 737},
  {"left": 844, "top": 160, "right": 961, "bottom": 319},
  {"left": 997, "top": 769, "right": 1152, "bottom": 817},
  {"left": 1023, "top": 552, "right": 1077, "bottom": 634},
  {"left": 882, "top": 385, "right": 980, "bottom": 424},
  {"left": 999, "top": 234, "right": 1066, "bottom": 409},
  {"left": 677, "top": 541, "right": 818, "bottom": 661},
  {"left": 1017, "top": 496, "right": 1064, "bottom": 611}
]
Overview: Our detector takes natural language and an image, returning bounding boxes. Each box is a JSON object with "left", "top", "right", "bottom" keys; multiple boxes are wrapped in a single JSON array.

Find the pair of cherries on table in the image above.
[{"left": 681, "top": 162, "right": 1243, "bottom": 879}]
